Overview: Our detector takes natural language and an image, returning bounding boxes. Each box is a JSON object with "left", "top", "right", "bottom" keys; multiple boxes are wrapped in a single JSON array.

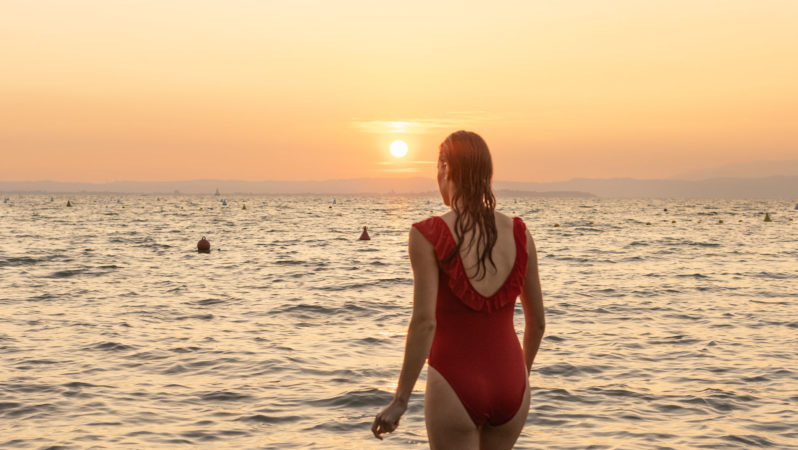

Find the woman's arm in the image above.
[
  {"left": 372, "top": 226, "right": 438, "bottom": 440},
  {"left": 520, "top": 229, "right": 545, "bottom": 373}
]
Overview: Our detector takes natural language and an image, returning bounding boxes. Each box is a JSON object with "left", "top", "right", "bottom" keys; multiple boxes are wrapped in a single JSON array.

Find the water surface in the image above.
[{"left": 1, "top": 195, "right": 796, "bottom": 448}]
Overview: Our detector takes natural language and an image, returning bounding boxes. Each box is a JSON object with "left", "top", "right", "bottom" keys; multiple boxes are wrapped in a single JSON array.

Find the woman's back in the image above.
[{"left": 440, "top": 210, "right": 518, "bottom": 298}]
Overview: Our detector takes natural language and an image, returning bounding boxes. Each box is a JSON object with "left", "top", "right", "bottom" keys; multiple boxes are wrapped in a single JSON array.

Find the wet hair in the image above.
[{"left": 439, "top": 130, "right": 497, "bottom": 280}]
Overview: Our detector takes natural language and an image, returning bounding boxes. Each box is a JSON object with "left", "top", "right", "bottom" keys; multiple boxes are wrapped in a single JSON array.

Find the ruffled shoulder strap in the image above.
[
  {"left": 512, "top": 216, "right": 530, "bottom": 278},
  {"left": 411, "top": 216, "right": 456, "bottom": 262}
]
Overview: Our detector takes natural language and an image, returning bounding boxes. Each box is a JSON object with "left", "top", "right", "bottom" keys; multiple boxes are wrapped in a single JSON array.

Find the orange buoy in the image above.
[
  {"left": 197, "top": 236, "right": 211, "bottom": 253},
  {"left": 359, "top": 226, "right": 371, "bottom": 240}
]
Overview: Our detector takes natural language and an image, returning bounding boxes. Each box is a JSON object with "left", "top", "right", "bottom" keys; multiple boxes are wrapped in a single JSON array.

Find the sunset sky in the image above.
[{"left": 2, "top": 1, "right": 797, "bottom": 183}]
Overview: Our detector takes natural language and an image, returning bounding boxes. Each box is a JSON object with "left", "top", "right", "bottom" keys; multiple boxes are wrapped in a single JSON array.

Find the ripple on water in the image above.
[
  {"left": 199, "top": 391, "right": 253, "bottom": 402},
  {"left": 88, "top": 342, "right": 135, "bottom": 352},
  {"left": 236, "top": 414, "right": 303, "bottom": 424},
  {"left": 310, "top": 388, "right": 393, "bottom": 408}
]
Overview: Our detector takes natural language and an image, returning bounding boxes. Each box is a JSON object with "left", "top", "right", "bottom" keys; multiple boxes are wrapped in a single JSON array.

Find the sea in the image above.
[{"left": 1, "top": 194, "right": 796, "bottom": 449}]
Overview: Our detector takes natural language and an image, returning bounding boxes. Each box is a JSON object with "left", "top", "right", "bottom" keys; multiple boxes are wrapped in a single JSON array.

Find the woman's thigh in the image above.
[
  {"left": 424, "top": 366, "right": 480, "bottom": 450},
  {"left": 479, "top": 383, "right": 530, "bottom": 450}
]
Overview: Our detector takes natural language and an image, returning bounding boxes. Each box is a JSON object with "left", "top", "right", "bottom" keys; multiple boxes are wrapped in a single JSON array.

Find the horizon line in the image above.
[{"left": 3, "top": 173, "right": 798, "bottom": 185}]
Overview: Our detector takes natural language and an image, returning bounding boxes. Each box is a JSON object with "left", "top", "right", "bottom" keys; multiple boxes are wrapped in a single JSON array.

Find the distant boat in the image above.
[
  {"left": 215, "top": 188, "right": 221, "bottom": 196},
  {"left": 222, "top": 199, "right": 227, "bottom": 206},
  {"left": 333, "top": 199, "right": 336, "bottom": 205},
  {"left": 795, "top": 203, "right": 798, "bottom": 210},
  {"left": 50, "top": 197, "right": 54, "bottom": 202}
]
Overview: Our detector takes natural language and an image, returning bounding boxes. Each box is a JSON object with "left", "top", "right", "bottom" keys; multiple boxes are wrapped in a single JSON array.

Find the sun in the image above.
[{"left": 390, "top": 140, "right": 408, "bottom": 158}]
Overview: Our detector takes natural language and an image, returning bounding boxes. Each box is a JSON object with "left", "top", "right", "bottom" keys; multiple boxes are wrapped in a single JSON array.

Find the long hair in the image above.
[{"left": 439, "top": 130, "right": 497, "bottom": 281}]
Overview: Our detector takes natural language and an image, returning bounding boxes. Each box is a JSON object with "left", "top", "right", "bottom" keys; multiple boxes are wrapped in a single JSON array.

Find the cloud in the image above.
[
  {"left": 352, "top": 111, "right": 494, "bottom": 134},
  {"left": 376, "top": 160, "right": 436, "bottom": 165},
  {"left": 377, "top": 167, "right": 422, "bottom": 173},
  {"left": 352, "top": 119, "right": 455, "bottom": 134}
]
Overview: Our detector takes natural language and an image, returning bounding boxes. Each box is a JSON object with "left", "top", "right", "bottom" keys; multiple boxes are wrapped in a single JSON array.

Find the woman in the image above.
[{"left": 371, "top": 131, "right": 546, "bottom": 448}]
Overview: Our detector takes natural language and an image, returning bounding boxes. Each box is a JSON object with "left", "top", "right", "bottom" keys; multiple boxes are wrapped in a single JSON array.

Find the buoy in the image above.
[
  {"left": 66, "top": 200, "right": 73, "bottom": 207},
  {"left": 197, "top": 236, "right": 211, "bottom": 253},
  {"left": 157, "top": 197, "right": 160, "bottom": 201},
  {"left": 718, "top": 219, "right": 723, "bottom": 224},
  {"left": 3, "top": 198, "right": 8, "bottom": 204},
  {"left": 664, "top": 208, "right": 668, "bottom": 212},
  {"left": 242, "top": 204, "right": 247, "bottom": 210},
  {"left": 588, "top": 221, "right": 594, "bottom": 225},
  {"left": 764, "top": 213, "right": 772, "bottom": 222},
  {"left": 359, "top": 226, "right": 371, "bottom": 240},
  {"left": 646, "top": 222, "right": 651, "bottom": 226},
  {"left": 672, "top": 220, "right": 676, "bottom": 223},
  {"left": 553, "top": 223, "right": 560, "bottom": 227},
  {"left": 739, "top": 220, "right": 743, "bottom": 222},
  {"left": 117, "top": 199, "right": 121, "bottom": 204}
]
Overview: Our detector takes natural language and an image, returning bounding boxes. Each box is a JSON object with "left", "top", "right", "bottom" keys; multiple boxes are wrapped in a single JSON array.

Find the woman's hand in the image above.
[{"left": 371, "top": 398, "right": 408, "bottom": 440}]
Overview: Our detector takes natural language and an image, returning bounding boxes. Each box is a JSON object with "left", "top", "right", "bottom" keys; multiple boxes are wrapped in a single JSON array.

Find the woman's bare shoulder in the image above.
[{"left": 494, "top": 210, "right": 516, "bottom": 229}]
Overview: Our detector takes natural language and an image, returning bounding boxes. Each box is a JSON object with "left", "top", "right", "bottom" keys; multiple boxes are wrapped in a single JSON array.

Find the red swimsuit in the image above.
[{"left": 412, "top": 216, "right": 529, "bottom": 427}]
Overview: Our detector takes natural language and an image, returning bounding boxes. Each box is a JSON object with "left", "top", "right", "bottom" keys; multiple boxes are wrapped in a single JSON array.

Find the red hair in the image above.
[{"left": 439, "top": 130, "right": 497, "bottom": 280}]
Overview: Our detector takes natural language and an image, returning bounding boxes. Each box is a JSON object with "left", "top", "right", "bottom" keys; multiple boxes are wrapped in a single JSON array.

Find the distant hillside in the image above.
[
  {"left": 0, "top": 178, "right": 439, "bottom": 195},
  {"left": 672, "top": 160, "right": 798, "bottom": 180},
  {"left": 1, "top": 176, "right": 797, "bottom": 198},
  {"left": 496, "top": 176, "right": 798, "bottom": 198},
  {"left": 495, "top": 189, "right": 595, "bottom": 198}
]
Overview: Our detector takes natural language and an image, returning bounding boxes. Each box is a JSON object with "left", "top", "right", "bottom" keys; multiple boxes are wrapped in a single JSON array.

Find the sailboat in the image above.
[{"left": 215, "top": 188, "right": 221, "bottom": 196}]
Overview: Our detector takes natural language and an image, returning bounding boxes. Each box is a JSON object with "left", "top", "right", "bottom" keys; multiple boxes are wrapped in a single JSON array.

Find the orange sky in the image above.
[{"left": 2, "top": 1, "right": 797, "bottom": 183}]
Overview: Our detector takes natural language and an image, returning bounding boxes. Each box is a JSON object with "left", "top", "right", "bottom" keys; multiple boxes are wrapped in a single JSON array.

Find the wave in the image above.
[
  {"left": 199, "top": 391, "right": 253, "bottom": 402},
  {"left": 236, "top": 414, "right": 302, "bottom": 424},
  {"left": 88, "top": 342, "right": 135, "bottom": 352},
  {"left": 310, "top": 388, "right": 393, "bottom": 408}
]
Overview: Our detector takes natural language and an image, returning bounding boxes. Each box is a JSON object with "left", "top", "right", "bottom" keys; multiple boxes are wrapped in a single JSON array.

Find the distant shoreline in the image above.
[
  {"left": 0, "top": 190, "right": 596, "bottom": 198},
  {"left": 1, "top": 176, "right": 796, "bottom": 198}
]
